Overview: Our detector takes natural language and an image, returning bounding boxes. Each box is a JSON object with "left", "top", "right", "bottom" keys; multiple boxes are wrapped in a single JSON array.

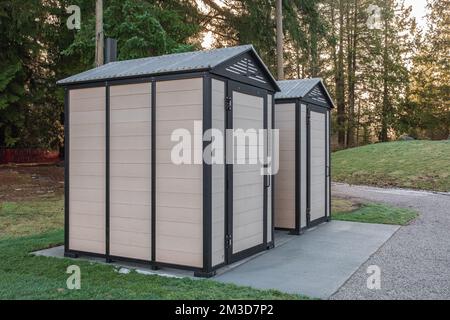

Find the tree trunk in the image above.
[
  {"left": 346, "top": 0, "right": 358, "bottom": 147},
  {"left": 380, "top": 9, "right": 390, "bottom": 142},
  {"left": 336, "top": 0, "right": 346, "bottom": 147},
  {"left": 275, "top": 0, "right": 284, "bottom": 80},
  {"left": 95, "top": 0, "right": 104, "bottom": 67}
]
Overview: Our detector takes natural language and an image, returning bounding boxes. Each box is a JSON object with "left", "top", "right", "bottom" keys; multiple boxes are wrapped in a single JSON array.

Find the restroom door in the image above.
[
  {"left": 226, "top": 81, "right": 267, "bottom": 263},
  {"left": 307, "top": 106, "right": 327, "bottom": 226}
]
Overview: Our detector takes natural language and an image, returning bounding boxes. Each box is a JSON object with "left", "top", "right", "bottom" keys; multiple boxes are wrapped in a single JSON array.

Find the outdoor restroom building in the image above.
[
  {"left": 58, "top": 45, "right": 279, "bottom": 277},
  {"left": 274, "top": 79, "right": 334, "bottom": 233}
]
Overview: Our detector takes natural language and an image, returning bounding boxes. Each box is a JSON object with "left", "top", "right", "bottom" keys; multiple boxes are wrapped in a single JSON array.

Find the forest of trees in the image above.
[{"left": 0, "top": 0, "right": 448, "bottom": 150}]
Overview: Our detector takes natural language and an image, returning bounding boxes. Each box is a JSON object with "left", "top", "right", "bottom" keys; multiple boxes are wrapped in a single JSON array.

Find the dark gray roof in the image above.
[
  {"left": 275, "top": 78, "right": 322, "bottom": 99},
  {"left": 275, "top": 78, "right": 335, "bottom": 107},
  {"left": 57, "top": 45, "right": 278, "bottom": 88}
]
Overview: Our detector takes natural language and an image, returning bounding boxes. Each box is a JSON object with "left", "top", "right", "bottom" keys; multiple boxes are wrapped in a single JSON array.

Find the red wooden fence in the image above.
[{"left": 0, "top": 148, "right": 60, "bottom": 164}]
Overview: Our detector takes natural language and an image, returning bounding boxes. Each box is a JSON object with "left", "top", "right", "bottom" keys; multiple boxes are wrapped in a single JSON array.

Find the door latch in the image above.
[
  {"left": 225, "top": 96, "right": 232, "bottom": 111},
  {"left": 225, "top": 234, "right": 232, "bottom": 248}
]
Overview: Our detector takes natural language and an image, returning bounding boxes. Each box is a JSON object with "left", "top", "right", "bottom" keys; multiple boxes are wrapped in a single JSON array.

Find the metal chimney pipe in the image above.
[{"left": 104, "top": 38, "right": 118, "bottom": 64}]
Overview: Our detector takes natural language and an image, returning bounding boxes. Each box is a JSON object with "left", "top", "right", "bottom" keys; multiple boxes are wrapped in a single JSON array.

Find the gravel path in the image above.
[{"left": 331, "top": 183, "right": 450, "bottom": 300}]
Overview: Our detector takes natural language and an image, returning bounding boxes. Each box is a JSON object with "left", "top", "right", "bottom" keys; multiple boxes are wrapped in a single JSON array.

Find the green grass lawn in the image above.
[
  {"left": 332, "top": 198, "right": 418, "bottom": 226},
  {"left": 0, "top": 198, "right": 304, "bottom": 300},
  {"left": 332, "top": 140, "right": 450, "bottom": 192}
]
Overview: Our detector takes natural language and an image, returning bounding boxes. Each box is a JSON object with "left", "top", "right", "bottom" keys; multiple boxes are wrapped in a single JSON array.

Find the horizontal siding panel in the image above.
[
  {"left": 156, "top": 164, "right": 202, "bottom": 179},
  {"left": 110, "top": 176, "right": 150, "bottom": 191},
  {"left": 157, "top": 192, "right": 202, "bottom": 209},
  {"left": 110, "top": 230, "right": 150, "bottom": 248},
  {"left": 156, "top": 78, "right": 202, "bottom": 92},
  {"left": 110, "top": 190, "right": 150, "bottom": 205},
  {"left": 156, "top": 90, "right": 202, "bottom": 107},
  {"left": 110, "top": 163, "right": 150, "bottom": 177},
  {"left": 70, "top": 213, "right": 104, "bottom": 229},
  {"left": 156, "top": 249, "right": 202, "bottom": 268},
  {"left": 110, "top": 243, "right": 151, "bottom": 261},
  {"left": 110, "top": 203, "right": 150, "bottom": 220},
  {"left": 156, "top": 206, "right": 202, "bottom": 224},
  {"left": 110, "top": 122, "right": 150, "bottom": 137},
  {"left": 70, "top": 238, "right": 105, "bottom": 254},
  {"left": 110, "top": 95, "right": 150, "bottom": 110},
  {"left": 156, "top": 106, "right": 202, "bottom": 120},
  {"left": 110, "top": 83, "right": 150, "bottom": 96},
  {"left": 110, "top": 216, "right": 150, "bottom": 234},
  {"left": 70, "top": 87, "right": 105, "bottom": 100},
  {"left": 157, "top": 178, "right": 201, "bottom": 194},
  {"left": 156, "top": 221, "right": 202, "bottom": 239},
  {"left": 111, "top": 108, "right": 150, "bottom": 123}
]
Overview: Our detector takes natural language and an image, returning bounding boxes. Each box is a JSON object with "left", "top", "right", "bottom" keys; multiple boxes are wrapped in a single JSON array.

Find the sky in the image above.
[
  {"left": 200, "top": 0, "right": 430, "bottom": 49},
  {"left": 404, "top": 0, "right": 428, "bottom": 30}
]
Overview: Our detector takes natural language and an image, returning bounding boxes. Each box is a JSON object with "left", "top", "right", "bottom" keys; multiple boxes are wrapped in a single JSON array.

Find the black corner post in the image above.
[
  {"left": 290, "top": 100, "right": 302, "bottom": 235},
  {"left": 63, "top": 88, "right": 74, "bottom": 257},
  {"left": 306, "top": 106, "right": 311, "bottom": 227},
  {"left": 105, "top": 83, "right": 112, "bottom": 263},
  {"left": 151, "top": 80, "right": 158, "bottom": 270},
  {"left": 327, "top": 110, "right": 332, "bottom": 222},
  {"left": 195, "top": 73, "right": 214, "bottom": 278},
  {"left": 269, "top": 94, "right": 276, "bottom": 247}
]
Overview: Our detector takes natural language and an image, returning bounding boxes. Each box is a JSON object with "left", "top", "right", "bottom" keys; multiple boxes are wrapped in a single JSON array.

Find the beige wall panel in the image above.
[
  {"left": 155, "top": 78, "right": 203, "bottom": 268},
  {"left": 274, "top": 103, "right": 296, "bottom": 229},
  {"left": 109, "top": 83, "right": 152, "bottom": 261}
]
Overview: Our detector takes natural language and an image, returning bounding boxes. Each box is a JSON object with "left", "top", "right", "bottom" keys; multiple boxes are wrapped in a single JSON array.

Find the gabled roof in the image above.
[
  {"left": 275, "top": 78, "right": 335, "bottom": 108},
  {"left": 57, "top": 45, "right": 279, "bottom": 91}
]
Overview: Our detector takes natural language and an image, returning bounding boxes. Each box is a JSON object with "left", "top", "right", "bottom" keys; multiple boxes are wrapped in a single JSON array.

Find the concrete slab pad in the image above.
[
  {"left": 32, "top": 246, "right": 195, "bottom": 279},
  {"left": 215, "top": 221, "right": 399, "bottom": 299}
]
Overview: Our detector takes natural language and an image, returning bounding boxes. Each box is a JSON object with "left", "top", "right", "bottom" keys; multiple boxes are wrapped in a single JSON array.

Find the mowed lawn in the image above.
[
  {"left": 332, "top": 140, "right": 450, "bottom": 192},
  {"left": 332, "top": 198, "right": 418, "bottom": 226},
  {"left": 0, "top": 166, "right": 303, "bottom": 300}
]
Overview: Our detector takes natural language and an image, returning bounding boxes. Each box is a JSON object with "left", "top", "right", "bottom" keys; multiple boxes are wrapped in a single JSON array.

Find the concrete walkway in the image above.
[
  {"left": 331, "top": 183, "right": 450, "bottom": 300},
  {"left": 215, "top": 221, "right": 399, "bottom": 299}
]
